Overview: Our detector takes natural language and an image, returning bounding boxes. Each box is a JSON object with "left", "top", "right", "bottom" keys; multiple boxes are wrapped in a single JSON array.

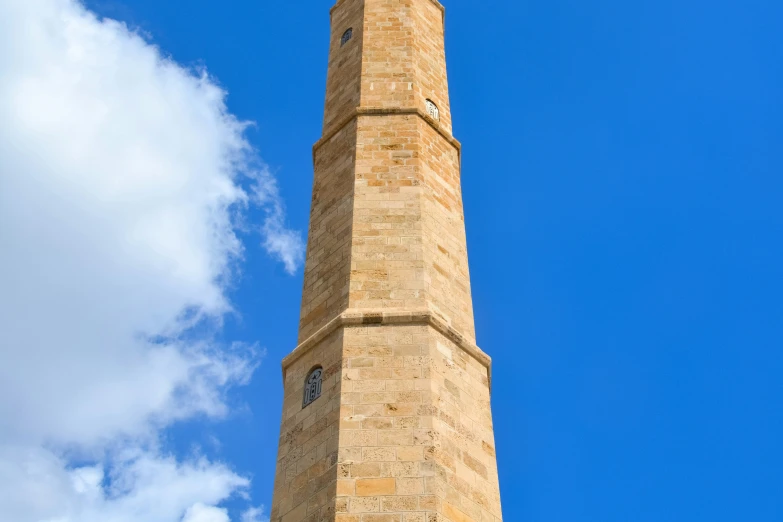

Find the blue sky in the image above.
[{"left": 25, "top": 0, "right": 783, "bottom": 520}]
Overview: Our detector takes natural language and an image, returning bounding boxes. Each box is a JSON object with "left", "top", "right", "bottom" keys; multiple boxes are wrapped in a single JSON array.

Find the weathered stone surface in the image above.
[
  {"left": 357, "top": 478, "right": 397, "bottom": 497},
  {"left": 270, "top": 1, "right": 503, "bottom": 521}
]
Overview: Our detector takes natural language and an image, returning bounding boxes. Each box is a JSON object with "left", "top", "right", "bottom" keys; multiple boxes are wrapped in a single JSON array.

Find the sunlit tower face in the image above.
[{"left": 269, "top": 2, "right": 504, "bottom": 521}]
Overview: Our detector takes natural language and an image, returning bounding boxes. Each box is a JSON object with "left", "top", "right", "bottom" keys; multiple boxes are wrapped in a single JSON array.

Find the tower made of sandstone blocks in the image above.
[{"left": 270, "top": 1, "right": 503, "bottom": 521}]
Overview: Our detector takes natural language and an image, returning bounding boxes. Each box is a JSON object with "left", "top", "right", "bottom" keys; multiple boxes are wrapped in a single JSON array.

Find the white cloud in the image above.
[
  {"left": 241, "top": 506, "right": 268, "bottom": 522},
  {"left": 0, "top": 0, "right": 301, "bottom": 520},
  {"left": 183, "top": 504, "right": 231, "bottom": 522},
  {"left": 253, "top": 175, "right": 305, "bottom": 275},
  {"left": 0, "top": 447, "right": 248, "bottom": 522}
]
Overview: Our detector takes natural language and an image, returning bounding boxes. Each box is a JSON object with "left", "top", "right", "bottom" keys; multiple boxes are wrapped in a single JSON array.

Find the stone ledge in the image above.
[
  {"left": 313, "top": 106, "right": 462, "bottom": 164},
  {"left": 331, "top": 0, "right": 446, "bottom": 17},
  {"left": 282, "top": 308, "right": 492, "bottom": 385}
]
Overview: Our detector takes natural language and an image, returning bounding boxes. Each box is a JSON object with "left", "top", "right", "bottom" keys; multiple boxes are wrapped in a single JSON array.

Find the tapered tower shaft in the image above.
[{"left": 270, "top": 1, "right": 503, "bottom": 520}]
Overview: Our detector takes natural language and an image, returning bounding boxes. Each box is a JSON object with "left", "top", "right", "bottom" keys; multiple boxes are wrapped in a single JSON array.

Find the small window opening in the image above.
[
  {"left": 426, "top": 99, "right": 440, "bottom": 120},
  {"left": 303, "top": 367, "right": 323, "bottom": 408},
  {"left": 341, "top": 28, "right": 353, "bottom": 47}
]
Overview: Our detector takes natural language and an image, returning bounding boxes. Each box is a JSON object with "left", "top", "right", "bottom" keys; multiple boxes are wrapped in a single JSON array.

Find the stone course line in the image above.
[
  {"left": 313, "top": 106, "right": 462, "bottom": 164},
  {"left": 331, "top": 0, "right": 446, "bottom": 19},
  {"left": 282, "top": 308, "right": 492, "bottom": 378}
]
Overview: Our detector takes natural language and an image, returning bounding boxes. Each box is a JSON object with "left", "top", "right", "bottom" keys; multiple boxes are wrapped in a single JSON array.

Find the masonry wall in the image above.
[
  {"left": 304, "top": 0, "right": 469, "bottom": 340},
  {"left": 324, "top": 0, "right": 365, "bottom": 133},
  {"left": 412, "top": 0, "right": 452, "bottom": 133},
  {"left": 270, "top": 329, "right": 344, "bottom": 522},
  {"left": 336, "top": 324, "right": 435, "bottom": 521},
  {"left": 334, "top": 323, "right": 502, "bottom": 522},
  {"left": 348, "top": 111, "right": 475, "bottom": 340},
  {"left": 360, "top": 0, "right": 416, "bottom": 109},
  {"left": 299, "top": 120, "right": 357, "bottom": 342},
  {"left": 417, "top": 119, "right": 474, "bottom": 340},
  {"left": 426, "top": 329, "right": 502, "bottom": 522},
  {"left": 349, "top": 114, "right": 427, "bottom": 313},
  {"left": 273, "top": 1, "right": 503, "bottom": 520}
]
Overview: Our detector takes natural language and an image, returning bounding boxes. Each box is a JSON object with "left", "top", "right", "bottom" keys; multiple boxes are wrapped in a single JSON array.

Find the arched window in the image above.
[
  {"left": 425, "top": 99, "right": 440, "bottom": 120},
  {"left": 303, "top": 367, "right": 323, "bottom": 408},
  {"left": 341, "top": 28, "right": 353, "bottom": 47}
]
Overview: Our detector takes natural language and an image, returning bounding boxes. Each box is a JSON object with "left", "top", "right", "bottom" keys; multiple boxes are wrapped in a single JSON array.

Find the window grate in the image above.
[
  {"left": 303, "top": 367, "right": 323, "bottom": 408},
  {"left": 426, "top": 99, "right": 440, "bottom": 120}
]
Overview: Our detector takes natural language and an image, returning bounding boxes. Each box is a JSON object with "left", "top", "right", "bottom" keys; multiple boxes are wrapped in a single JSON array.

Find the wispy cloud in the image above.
[
  {"left": 241, "top": 506, "right": 269, "bottom": 522},
  {"left": 249, "top": 168, "right": 306, "bottom": 275}
]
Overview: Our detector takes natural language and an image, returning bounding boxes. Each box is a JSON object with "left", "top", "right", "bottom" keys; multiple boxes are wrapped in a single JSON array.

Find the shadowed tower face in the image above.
[{"left": 270, "top": 1, "right": 503, "bottom": 520}]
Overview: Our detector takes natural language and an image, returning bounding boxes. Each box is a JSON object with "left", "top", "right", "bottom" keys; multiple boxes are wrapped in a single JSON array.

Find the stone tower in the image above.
[{"left": 270, "top": 1, "right": 503, "bottom": 521}]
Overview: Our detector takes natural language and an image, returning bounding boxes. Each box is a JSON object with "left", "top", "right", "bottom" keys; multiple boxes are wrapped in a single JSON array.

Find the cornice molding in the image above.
[
  {"left": 429, "top": 0, "right": 446, "bottom": 14},
  {"left": 313, "top": 106, "right": 461, "bottom": 163},
  {"left": 282, "top": 309, "right": 491, "bottom": 386},
  {"left": 331, "top": 0, "right": 446, "bottom": 16}
]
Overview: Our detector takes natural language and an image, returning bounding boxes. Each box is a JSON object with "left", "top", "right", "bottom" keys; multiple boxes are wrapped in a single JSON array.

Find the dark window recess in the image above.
[
  {"left": 303, "top": 367, "right": 323, "bottom": 408},
  {"left": 341, "top": 28, "right": 353, "bottom": 46}
]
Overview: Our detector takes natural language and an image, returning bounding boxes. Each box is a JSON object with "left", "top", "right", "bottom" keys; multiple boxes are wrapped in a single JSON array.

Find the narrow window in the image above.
[
  {"left": 426, "top": 99, "right": 440, "bottom": 120},
  {"left": 341, "top": 28, "right": 353, "bottom": 47},
  {"left": 303, "top": 367, "right": 323, "bottom": 408}
]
